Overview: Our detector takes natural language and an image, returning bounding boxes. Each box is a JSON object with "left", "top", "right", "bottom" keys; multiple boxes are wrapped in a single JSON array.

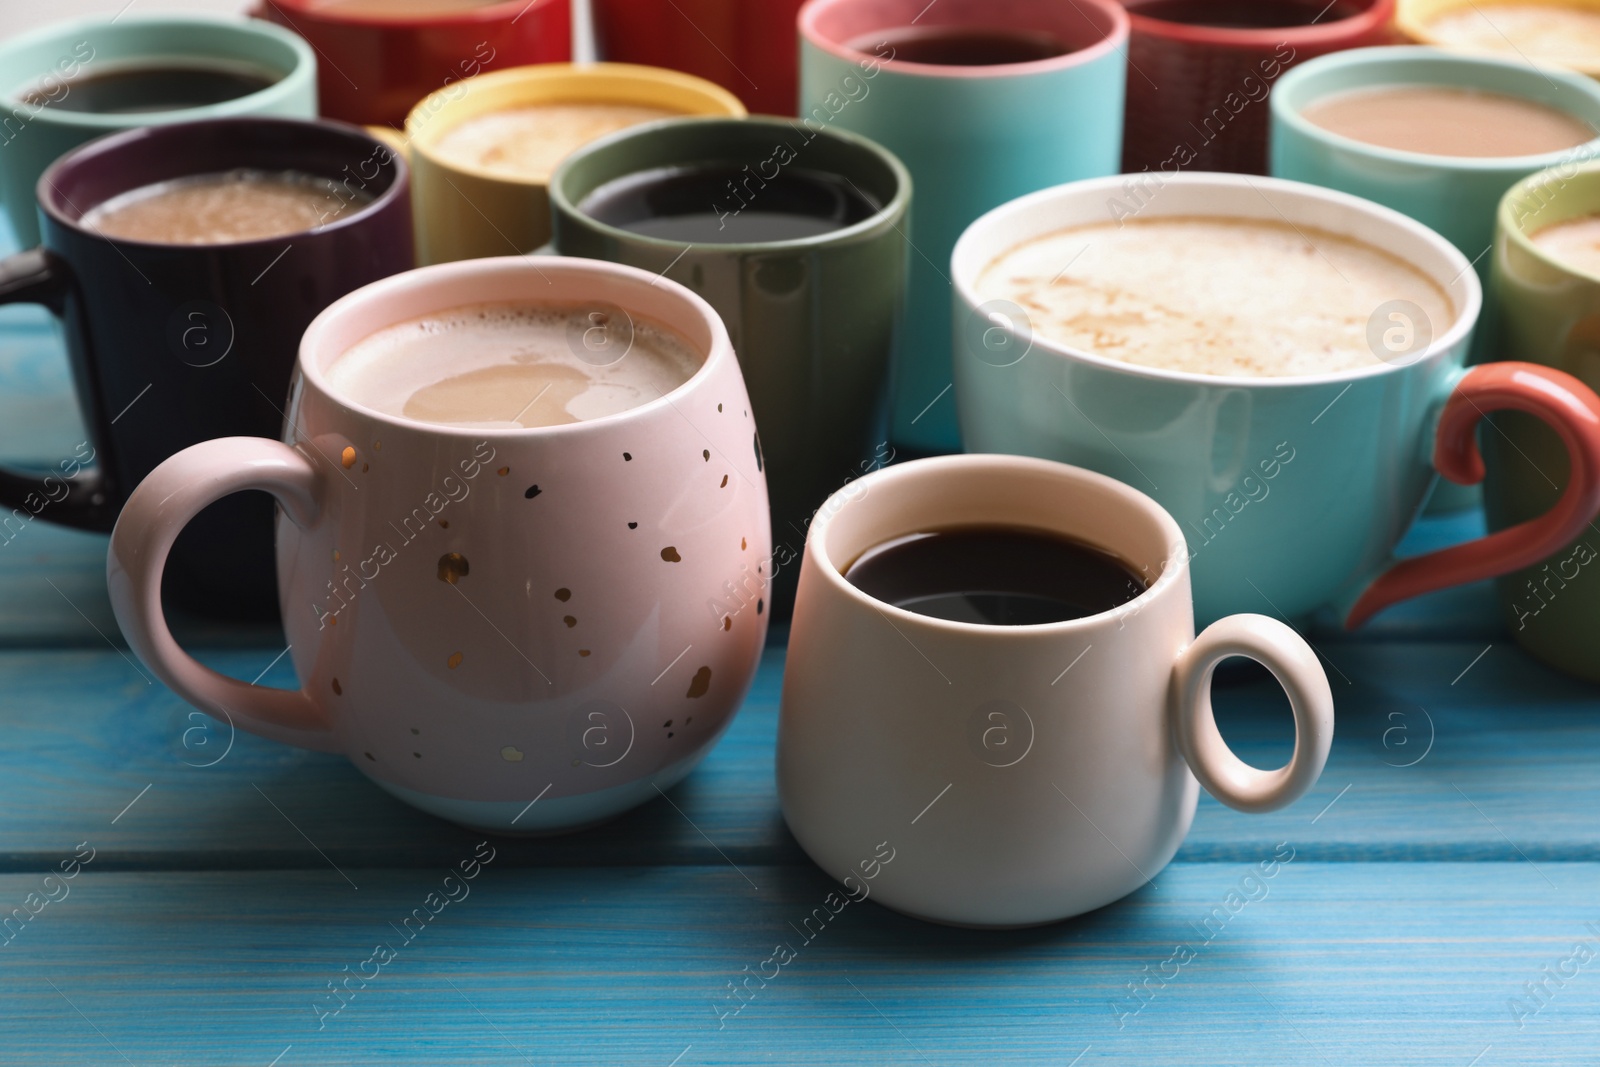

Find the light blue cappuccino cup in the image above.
[{"left": 798, "top": 0, "right": 1127, "bottom": 454}]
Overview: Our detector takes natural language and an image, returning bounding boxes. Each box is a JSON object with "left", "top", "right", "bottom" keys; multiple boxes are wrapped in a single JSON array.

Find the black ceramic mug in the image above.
[{"left": 0, "top": 117, "right": 412, "bottom": 619}]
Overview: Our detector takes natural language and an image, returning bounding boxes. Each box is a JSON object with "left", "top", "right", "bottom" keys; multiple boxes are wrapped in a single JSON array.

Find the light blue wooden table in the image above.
[{"left": 2, "top": 288, "right": 1599, "bottom": 1066}]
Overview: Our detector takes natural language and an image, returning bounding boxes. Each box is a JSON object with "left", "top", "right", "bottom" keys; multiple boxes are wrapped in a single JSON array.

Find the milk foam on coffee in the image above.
[
  {"left": 977, "top": 217, "right": 1455, "bottom": 377},
  {"left": 1427, "top": 3, "right": 1600, "bottom": 66},
  {"left": 326, "top": 301, "right": 702, "bottom": 427},
  {"left": 1531, "top": 214, "right": 1600, "bottom": 278},
  {"left": 82, "top": 169, "right": 361, "bottom": 244},
  {"left": 433, "top": 102, "right": 683, "bottom": 181},
  {"left": 1300, "top": 85, "right": 1595, "bottom": 158}
]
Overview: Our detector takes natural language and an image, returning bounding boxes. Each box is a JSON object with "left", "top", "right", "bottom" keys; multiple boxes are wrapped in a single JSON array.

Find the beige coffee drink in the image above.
[
  {"left": 326, "top": 300, "right": 701, "bottom": 428},
  {"left": 1531, "top": 213, "right": 1600, "bottom": 277},
  {"left": 1425, "top": 3, "right": 1600, "bottom": 67},
  {"left": 432, "top": 102, "right": 683, "bottom": 182},
  {"left": 82, "top": 169, "right": 366, "bottom": 244},
  {"left": 1300, "top": 85, "right": 1595, "bottom": 158},
  {"left": 976, "top": 217, "right": 1455, "bottom": 377}
]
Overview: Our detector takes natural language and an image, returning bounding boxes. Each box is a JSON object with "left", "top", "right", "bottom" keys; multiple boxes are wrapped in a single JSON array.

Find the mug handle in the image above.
[
  {"left": 1346, "top": 362, "right": 1600, "bottom": 627},
  {"left": 1171, "top": 614, "right": 1334, "bottom": 814},
  {"left": 0, "top": 248, "right": 117, "bottom": 529},
  {"left": 106, "top": 436, "right": 338, "bottom": 752}
]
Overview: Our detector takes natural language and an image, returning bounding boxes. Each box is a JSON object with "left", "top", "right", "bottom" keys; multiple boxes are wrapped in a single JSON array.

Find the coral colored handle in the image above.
[
  {"left": 1346, "top": 362, "right": 1600, "bottom": 627},
  {"left": 106, "top": 437, "right": 338, "bottom": 752}
]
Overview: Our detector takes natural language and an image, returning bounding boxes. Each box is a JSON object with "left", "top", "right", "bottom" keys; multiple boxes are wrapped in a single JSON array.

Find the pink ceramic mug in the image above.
[{"left": 107, "top": 256, "right": 772, "bottom": 833}]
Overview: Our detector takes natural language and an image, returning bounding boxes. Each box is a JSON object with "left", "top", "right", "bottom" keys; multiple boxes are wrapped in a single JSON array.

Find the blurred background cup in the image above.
[
  {"left": 952, "top": 173, "right": 1600, "bottom": 628},
  {"left": 551, "top": 115, "right": 910, "bottom": 617},
  {"left": 0, "top": 15, "right": 315, "bottom": 248},
  {"left": 106, "top": 256, "right": 771, "bottom": 833},
  {"left": 778, "top": 454, "right": 1333, "bottom": 927},
  {"left": 0, "top": 116, "right": 413, "bottom": 620},
  {"left": 392, "top": 63, "right": 744, "bottom": 265},
  {"left": 1396, "top": 0, "right": 1600, "bottom": 78},
  {"left": 591, "top": 0, "right": 806, "bottom": 116},
  {"left": 253, "top": 0, "right": 570, "bottom": 128},
  {"left": 1119, "top": 0, "right": 1394, "bottom": 177},
  {"left": 798, "top": 0, "right": 1127, "bottom": 455},
  {"left": 1486, "top": 162, "right": 1600, "bottom": 681}
]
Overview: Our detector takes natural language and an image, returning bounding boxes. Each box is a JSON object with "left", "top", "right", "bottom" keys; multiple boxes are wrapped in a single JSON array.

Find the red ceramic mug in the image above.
[
  {"left": 1119, "top": 0, "right": 1395, "bottom": 175},
  {"left": 590, "top": 0, "right": 804, "bottom": 116},
  {"left": 253, "top": 0, "right": 572, "bottom": 127}
]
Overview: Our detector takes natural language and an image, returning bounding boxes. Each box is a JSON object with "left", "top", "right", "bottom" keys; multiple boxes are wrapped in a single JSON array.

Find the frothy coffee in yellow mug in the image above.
[
  {"left": 432, "top": 103, "right": 683, "bottom": 182},
  {"left": 976, "top": 217, "right": 1455, "bottom": 377}
]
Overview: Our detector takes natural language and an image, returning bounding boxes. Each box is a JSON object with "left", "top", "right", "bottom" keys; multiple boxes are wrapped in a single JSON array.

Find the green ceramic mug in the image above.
[
  {"left": 1487, "top": 162, "right": 1600, "bottom": 681},
  {"left": 0, "top": 15, "right": 316, "bottom": 247},
  {"left": 550, "top": 115, "right": 911, "bottom": 616}
]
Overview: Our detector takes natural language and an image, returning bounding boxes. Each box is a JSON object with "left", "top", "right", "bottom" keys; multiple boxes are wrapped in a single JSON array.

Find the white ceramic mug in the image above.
[
  {"left": 777, "top": 454, "right": 1334, "bottom": 927},
  {"left": 108, "top": 256, "right": 772, "bottom": 833}
]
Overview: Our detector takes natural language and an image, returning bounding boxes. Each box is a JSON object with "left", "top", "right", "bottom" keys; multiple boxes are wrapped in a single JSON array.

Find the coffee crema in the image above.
[
  {"left": 21, "top": 61, "right": 280, "bottom": 113},
  {"left": 844, "top": 25, "right": 1074, "bottom": 65},
  {"left": 1530, "top": 214, "right": 1600, "bottom": 278},
  {"left": 82, "top": 169, "right": 368, "bottom": 245},
  {"left": 844, "top": 525, "right": 1147, "bottom": 625},
  {"left": 433, "top": 102, "right": 683, "bottom": 182},
  {"left": 977, "top": 217, "right": 1455, "bottom": 377},
  {"left": 1300, "top": 85, "right": 1596, "bottom": 158},
  {"left": 1426, "top": 3, "right": 1600, "bottom": 67},
  {"left": 326, "top": 301, "right": 702, "bottom": 428}
]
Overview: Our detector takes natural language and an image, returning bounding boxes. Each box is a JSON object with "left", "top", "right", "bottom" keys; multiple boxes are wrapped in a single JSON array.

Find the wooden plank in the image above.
[
  {"left": 0, "top": 861, "right": 1594, "bottom": 1065},
  {"left": 0, "top": 640, "right": 1595, "bottom": 868}
]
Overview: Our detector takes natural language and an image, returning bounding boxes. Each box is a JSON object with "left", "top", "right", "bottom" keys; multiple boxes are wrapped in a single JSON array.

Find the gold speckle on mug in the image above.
[
  {"left": 328, "top": 615, "right": 337, "bottom": 626},
  {"left": 578, "top": 649, "right": 591, "bottom": 657},
  {"left": 722, "top": 617, "right": 731, "bottom": 632},
  {"left": 501, "top": 746, "right": 524, "bottom": 762},
  {"left": 439, "top": 520, "right": 449, "bottom": 529},
  {"left": 717, "top": 403, "right": 723, "bottom": 412},
  {"left": 720, "top": 475, "right": 728, "bottom": 488},
  {"left": 741, "top": 537, "right": 747, "bottom": 550},
  {"left": 361, "top": 462, "right": 369, "bottom": 473},
  {"left": 373, "top": 440, "right": 382, "bottom": 451},
  {"left": 686, "top": 666, "right": 712, "bottom": 699},
  {"left": 341, "top": 446, "right": 356, "bottom": 469},
  {"left": 563, "top": 615, "right": 577, "bottom": 628},
  {"left": 448, "top": 651, "right": 463, "bottom": 669},
  {"left": 437, "top": 553, "right": 469, "bottom": 583},
  {"left": 555, "top": 588, "right": 571, "bottom": 601},
  {"left": 702, "top": 449, "right": 710, "bottom": 462},
  {"left": 332, "top": 677, "right": 343, "bottom": 695},
  {"left": 661, "top": 546, "right": 681, "bottom": 563},
  {"left": 497, "top": 466, "right": 509, "bottom": 476},
  {"left": 333, "top": 549, "right": 340, "bottom": 562}
]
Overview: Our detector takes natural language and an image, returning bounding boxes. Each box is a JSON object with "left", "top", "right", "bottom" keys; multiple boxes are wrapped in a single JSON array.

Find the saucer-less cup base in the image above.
[
  {"left": 0, "top": 15, "right": 316, "bottom": 248},
  {"left": 1487, "top": 163, "right": 1600, "bottom": 682},
  {"left": 779, "top": 455, "right": 1335, "bottom": 927},
  {"left": 951, "top": 173, "right": 1600, "bottom": 629},
  {"left": 798, "top": 0, "right": 1128, "bottom": 454},
  {"left": 105, "top": 257, "right": 772, "bottom": 833}
]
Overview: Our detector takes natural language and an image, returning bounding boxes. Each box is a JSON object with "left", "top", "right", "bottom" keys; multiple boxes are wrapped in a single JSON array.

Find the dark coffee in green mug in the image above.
[{"left": 551, "top": 116, "right": 911, "bottom": 617}]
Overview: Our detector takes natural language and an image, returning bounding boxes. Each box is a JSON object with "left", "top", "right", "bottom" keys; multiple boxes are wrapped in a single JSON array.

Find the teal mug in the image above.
[
  {"left": 952, "top": 173, "right": 1600, "bottom": 628},
  {"left": 0, "top": 15, "right": 316, "bottom": 247},
  {"left": 798, "top": 0, "right": 1127, "bottom": 454}
]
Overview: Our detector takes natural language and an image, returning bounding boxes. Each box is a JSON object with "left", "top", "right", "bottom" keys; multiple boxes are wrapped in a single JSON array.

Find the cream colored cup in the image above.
[{"left": 379, "top": 63, "right": 746, "bottom": 265}]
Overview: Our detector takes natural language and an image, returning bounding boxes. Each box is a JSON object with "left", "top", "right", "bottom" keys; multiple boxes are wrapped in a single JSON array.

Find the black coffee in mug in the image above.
[
  {"left": 1132, "top": 0, "right": 1362, "bottom": 28},
  {"left": 24, "top": 62, "right": 280, "bottom": 113},
  {"left": 844, "top": 526, "right": 1147, "bottom": 625},
  {"left": 845, "top": 25, "right": 1074, "bottom": 64},
  {"left": 577, "top": 164, "right": 880, "bottom": 243}
]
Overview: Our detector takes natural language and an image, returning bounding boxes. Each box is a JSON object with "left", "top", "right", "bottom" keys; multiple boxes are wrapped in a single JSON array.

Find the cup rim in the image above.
[
  {"left": 548, "top": 114, "right": 914, "bottom": 254},
  {"left": 1123, "top": 0, "right": 1395, "bottom": 46},
  {"left": 36, "top": 116, "right": 409, "bottom": 253},
  {"left": 1395, "top": 0, "right": 1600, "bottom": 78},
  {"left": 1272, "top": 46, "right": 1600, "bottom": 172},
  {"left": 797, "top": 0, "right": 1130, "bottom": 80},
  {"left": 297, "top": 255, "right": 735, "bottom": 439},
  {"left": 257, "top": 0, "right": 561, "bottom": 27},
  {"left": 951, "top": 171, "right": 1482, "bottom": 390},
  {"left": 403, "top": 62, "right": 748, "bottom": 187},
  {"left": 806, "top": 454, "right": 1188, "bottom": 635},
  {"left": 1499, "top": 159, "right": 1600, "bottom": 281},
  {"left": 0, "top": 14, "right": 315, "bottom": 130}
]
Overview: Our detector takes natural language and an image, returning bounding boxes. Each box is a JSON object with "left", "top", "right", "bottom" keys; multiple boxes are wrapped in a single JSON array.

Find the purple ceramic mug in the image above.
[{"left": 0, "top": 117, "right": 413, "bottom": 620}]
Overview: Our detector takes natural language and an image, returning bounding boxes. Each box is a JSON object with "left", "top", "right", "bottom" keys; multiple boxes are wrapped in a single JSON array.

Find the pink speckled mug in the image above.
[{"left": 107, "top": 256, "right": 772, "bottom": 833}]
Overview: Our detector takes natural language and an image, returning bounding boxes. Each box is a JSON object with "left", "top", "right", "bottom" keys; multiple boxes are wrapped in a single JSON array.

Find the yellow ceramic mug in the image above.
[
  {"left": 377, "top": 63, "right": 746, "bottom": 265},
  {"left": 1397, "top": 0, "right": 1600, "bottom": 79}
]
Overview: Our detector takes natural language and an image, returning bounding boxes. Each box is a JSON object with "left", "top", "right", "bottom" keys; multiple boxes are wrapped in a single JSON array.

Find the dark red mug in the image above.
[
  {"left": 0, "top": 117, "right": 414, "bottom": 620},
  {"left": 253, "top": 0, "right": 572, "bottom": 127},
  {"left": 1119, "top": 0, "right": 1395, "bottom": 175},
  {"left": 590, "top": 0, "right": 804, "bottom": 116}
]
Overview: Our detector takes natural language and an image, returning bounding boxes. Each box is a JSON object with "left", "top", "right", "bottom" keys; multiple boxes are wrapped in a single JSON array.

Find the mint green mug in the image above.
[{"left": 0, "top": 16, "right": 316, "bottom": 247}]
